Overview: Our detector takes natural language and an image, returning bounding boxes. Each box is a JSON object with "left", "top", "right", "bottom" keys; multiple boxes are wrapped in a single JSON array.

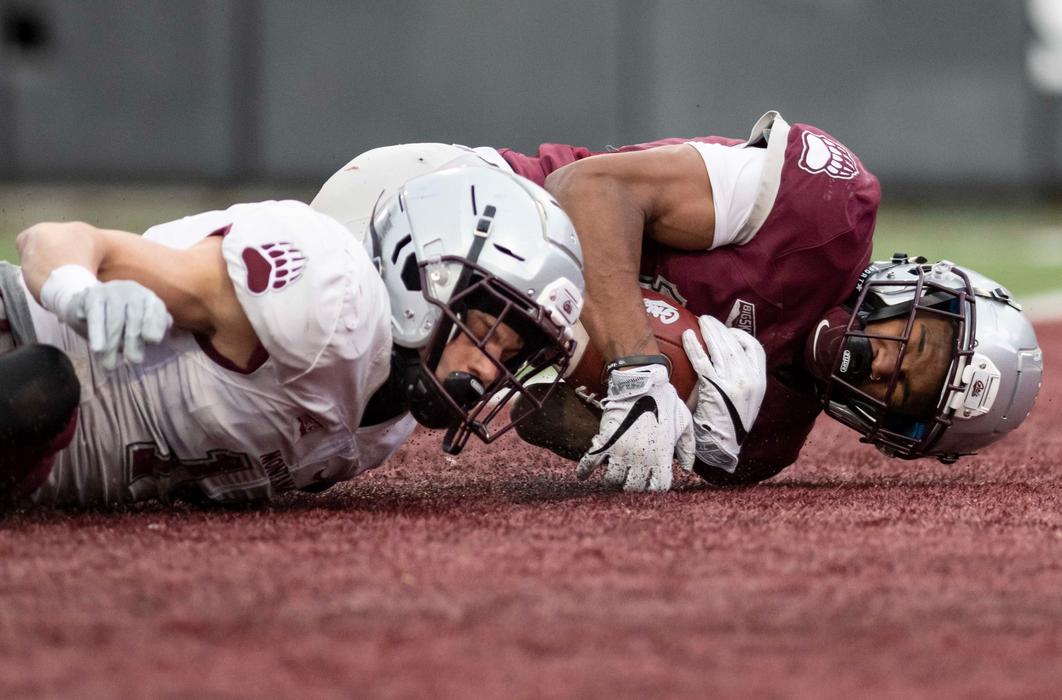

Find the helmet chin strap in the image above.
[
  {"left": 408, "top": 371, "right": 485, "bottom": 433},
  {"left": 405, "top": 359, "right": 464, "bottom": 430},
  {"left": 838, "top": 335, "right": 873, "bottom": 384},
  {"left": 805, "top": 307, "right": 874, "bottom": 385},
  {"left": 440, "top": 373, "right": 486, "bottom": 453}
]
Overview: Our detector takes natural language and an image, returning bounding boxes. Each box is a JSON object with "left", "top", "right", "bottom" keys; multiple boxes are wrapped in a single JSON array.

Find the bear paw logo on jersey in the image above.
[
  {"left": 644, "top": 298, "right": 680, "bottom": 325},
  {"left": 241, "top": 242, "right": 307, "bottom": 295},
  {"left": 798, "top": 132, "right": 859, "bottom": 180}
]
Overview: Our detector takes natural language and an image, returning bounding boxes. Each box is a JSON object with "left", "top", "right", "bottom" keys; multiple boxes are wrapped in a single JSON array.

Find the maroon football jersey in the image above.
[{"left": 499, "top": 115, "right": 880, "bottom": 483}]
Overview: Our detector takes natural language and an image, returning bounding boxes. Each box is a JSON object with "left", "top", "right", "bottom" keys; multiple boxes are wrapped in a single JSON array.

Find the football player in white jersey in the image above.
[{"left": 0, "top": 167, "right": 584, "bottom": 509}]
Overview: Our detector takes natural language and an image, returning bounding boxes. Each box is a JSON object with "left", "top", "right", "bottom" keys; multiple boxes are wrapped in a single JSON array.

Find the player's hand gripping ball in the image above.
[
  {"left": 682, "top": 315, "right": 767, "bottom": 472},
  {"left": 566, "top": 289, "right": 701, "bottom": 408}
]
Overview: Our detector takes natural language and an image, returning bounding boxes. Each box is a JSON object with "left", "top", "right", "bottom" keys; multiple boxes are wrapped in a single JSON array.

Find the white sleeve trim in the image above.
[
  {"left": 686, "top": 142, "right": 766, "bottom": 249},
  {"left": 741, "top": 110, "right": 790, "bottom": 244},
  {"left": 685, "top": 110, "right": 789, "bottom": 249}
]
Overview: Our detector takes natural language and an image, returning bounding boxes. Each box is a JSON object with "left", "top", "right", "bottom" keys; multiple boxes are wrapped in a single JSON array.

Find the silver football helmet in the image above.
[
  {"left": 808, "top": 253, "right": 1043, "bottom": 462},
  {"left": 368, "top": 166, "right": 585, "bottom": 453}
]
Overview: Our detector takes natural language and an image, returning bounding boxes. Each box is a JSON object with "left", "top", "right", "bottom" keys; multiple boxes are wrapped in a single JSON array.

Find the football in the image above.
[{"left": 565, "top": 289, "right": 702, "bottom": 408}]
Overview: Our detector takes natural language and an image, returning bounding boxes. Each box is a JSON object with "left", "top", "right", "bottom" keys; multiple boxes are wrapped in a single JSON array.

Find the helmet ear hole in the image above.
[{"left": 400, "top": 255, "right": 421, "bottom": 291}]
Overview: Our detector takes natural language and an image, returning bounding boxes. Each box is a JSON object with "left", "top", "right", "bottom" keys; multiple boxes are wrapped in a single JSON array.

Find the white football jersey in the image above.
[{"left": 26, "top": 200, "right": 415, "bottom": 507}]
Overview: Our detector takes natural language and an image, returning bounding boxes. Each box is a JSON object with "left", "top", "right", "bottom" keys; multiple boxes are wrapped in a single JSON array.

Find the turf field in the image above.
[{"left": 1, "top": 323, "right": 1059, "bottom": 698}]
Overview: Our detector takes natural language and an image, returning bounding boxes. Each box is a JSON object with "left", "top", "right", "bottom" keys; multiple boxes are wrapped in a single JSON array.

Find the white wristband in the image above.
[
  {"left": 606, "top": 363, "right": 669, "bottom": 400},
  {"left": 40, "top": 264, "right": 100, "bottom": 320}
]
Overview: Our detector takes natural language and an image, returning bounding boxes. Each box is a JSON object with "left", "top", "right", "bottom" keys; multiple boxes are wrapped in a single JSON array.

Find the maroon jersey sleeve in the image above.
[
  {"left": 498, "top": 135, "right": 744, "bottom": 187},
  {"left": 498, "top": 144, "right": 597, "bottom": 187}
]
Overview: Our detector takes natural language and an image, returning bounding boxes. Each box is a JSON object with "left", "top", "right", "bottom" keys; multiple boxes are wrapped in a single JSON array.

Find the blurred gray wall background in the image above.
[{"left": 0, "top": 0, "right": 1057, "bottom": 191}]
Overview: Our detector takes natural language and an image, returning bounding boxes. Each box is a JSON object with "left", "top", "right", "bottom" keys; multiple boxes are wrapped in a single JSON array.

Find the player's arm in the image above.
[
  {"left": 17, "top": 222, "right": 257, "bottom": 364},
  {"left": 543, "top": 144, "right": 715, "bottom": 361},
  {"left": 544, "top": 146, "right": 713, "bottom": 491}
]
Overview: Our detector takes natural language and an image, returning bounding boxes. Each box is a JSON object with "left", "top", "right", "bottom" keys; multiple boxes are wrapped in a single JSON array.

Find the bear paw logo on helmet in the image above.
[
  {"left": 241, "top": 241, "right": 307, "bottom": 295},
  {"left": 798, "top": 132, "right": 859, "bottom": 180}
]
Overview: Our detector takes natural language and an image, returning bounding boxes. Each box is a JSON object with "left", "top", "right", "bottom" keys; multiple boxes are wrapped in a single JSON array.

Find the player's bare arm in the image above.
[
  {"left": 544, "top": 144, "right": 715, "bottom": 361},
  {"left": 17, "top": 222, "right": 259, "bottom": 365},
  {"left": 545, "top": 145, "right": 716, "bottom": 490}
]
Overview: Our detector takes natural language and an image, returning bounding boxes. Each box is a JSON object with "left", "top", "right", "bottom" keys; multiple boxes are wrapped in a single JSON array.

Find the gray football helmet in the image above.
[
  {"left": 808, "top": 253, "right": 1043, "bottom": 462},
  {"left": 368, "top": 166, "right": 585, "bottom": 453}
]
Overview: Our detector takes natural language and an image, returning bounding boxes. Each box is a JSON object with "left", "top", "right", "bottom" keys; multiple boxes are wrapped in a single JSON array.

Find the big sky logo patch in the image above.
[{"left": 726, "top": 299, "right": 757, "bottom": 336}]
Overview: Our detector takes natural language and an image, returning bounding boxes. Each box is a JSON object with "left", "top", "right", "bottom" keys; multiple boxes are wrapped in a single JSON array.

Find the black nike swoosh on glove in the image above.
[
  {"left": 702, "top": 376, "right": 749, "bottom": 445},
  {"left": 587, "top": 395, "right": 658, "bottom": 456}
]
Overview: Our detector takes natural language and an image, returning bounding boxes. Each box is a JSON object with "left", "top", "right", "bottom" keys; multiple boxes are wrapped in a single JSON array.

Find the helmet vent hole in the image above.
[
  {"left": 400, "top": 255, "right": 422, "bottom": 291},
  {"left": 391, "top": 234, "right": 412, "bottom": 265},
  {"left": 492, "top": 243, "right": 525, "bottom": 262}
]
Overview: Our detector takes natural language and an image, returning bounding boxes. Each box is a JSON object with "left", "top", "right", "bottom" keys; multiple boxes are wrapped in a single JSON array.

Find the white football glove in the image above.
[
  {"left": 681, "top": 315, "right": 767, "bottom": 473},
  {"left": 42, "top": 266, "right": 173, "bottom": 370},
  {"left": 576, "top": 364, "right": 695, "bottom": 492}
]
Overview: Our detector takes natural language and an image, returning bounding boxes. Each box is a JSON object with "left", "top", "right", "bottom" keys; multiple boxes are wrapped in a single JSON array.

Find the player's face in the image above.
[
  {"left": 434, "top": 309, "right": 525, "bottom": 385},
  {"left": 856, "top": 314, "right": 956, "bottom": 417}
]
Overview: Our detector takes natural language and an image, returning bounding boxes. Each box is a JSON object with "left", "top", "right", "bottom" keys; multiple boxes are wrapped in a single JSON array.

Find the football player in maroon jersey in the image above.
[
  {"left": 311, "top": 112, "right": 1042, "bottom": 492},
  {"left": 498, "top": 111, "right": 1042, "bottom": 489}
]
